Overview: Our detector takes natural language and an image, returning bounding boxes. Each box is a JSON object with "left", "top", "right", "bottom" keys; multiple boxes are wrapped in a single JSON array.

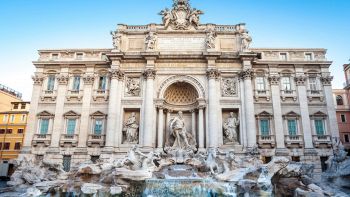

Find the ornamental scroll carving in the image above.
[
  {"left": 83, "top": 74, "right": 95, "bottom": 85},
  {"left": 159, "top": 0, "right": 204, "bottom": 30},
  {"left": 56, "top": 75, "right": 69, "bottom": 85},
  {"left": 239, "top": 69, "right": 254, "bottom": 80},
  {"left": 320, "top": 76, "right": 333, "bottom": 86},
  {"left": 206, "top": 69, "right": 221, "bottom": 79},
  {"left": 32, "top": 74, "right": 44, "bottom": 85},
  {"left": 221, "top": 78, "right": 237, "bottom": 97},
  {"left": 294, "top": 75, "right": 306, "bottom": 86},
  {"left": 268, "top": 75, "right": 280, "bottom": 86}
]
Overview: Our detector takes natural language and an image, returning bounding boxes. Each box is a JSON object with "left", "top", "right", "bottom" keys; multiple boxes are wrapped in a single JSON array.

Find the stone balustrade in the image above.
[
  {"left": 59, "top": 134, "right": 79, "bottom": 147},
  {"left": 87, "top": 134, "right": 106, "bottom": 147},
  {"left": 32, "top": 134, "right": 52, "bottom": 147},
  {"left": 257, "top": 135, "right": 276, "bottom": 148},
  {"left": 312, "top": 135, "right": 332, "bottom": 148},
  {"left": 285, "top": 135, "right": 304, "bottom": 148}
]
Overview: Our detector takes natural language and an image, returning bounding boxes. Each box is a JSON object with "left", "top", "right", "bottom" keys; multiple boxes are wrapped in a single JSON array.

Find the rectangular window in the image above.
[
  {"left": 280, "top": 53, "right": 288, "bottom": 60},
  {"left": 320, "top": 156, "right": 328, "bottom": 172},
  {"left": 21, "top": 104, "right": 26, "bottom": 109},
  {"left": 10, "top": 115, "right": 15, "bottom": 123},
  {"left": 40, "top": 119, "right": 49, "bottom": 134},
  {"left": 3, "top": 115, "right": 8, "bottom": 123},
  {"left": 305, "top": 53, "right": 313, "bottom": 61},
  {"left": 91, "top": 156, "right": 100, "bottom": 163},
  {"left": 17, "top": 129, "right": 24, "bottom": 134},
  {"left": 4, "top": 143, "right": 10, "bottom": 150},
  {"left": 66, "top": 119, "right": 76, "bottom": 135},
  {"left": 344, "top": 134, "right": 350, "bottom": 143},
  {"left": 98, "top": 76, "right": 107, "bottom": 90},
  {"left": 255, "top": 77, "right": 266, "bottom": 91},
  {"left": 0, "top": 143, "right": 2, "bottom": 150},
  {"left": 76, "top": 53, "right": 83, "bottom": 60},
  {"left": 94, "top": 119, "right": 103, "bottom": 135},
  {"left": 21, "top": 115, "right": 26, "bottom": 122},
  {"left": 6, "top": 129, "right": 12, "bottom": 134},
  {"left": 309, "top": 77, "right": 319, "bottom": 91},
  {"left": 72, "top": 76, "right": 81, "bottom": 91},
  {"left": 260, "top": 119, "right": 270, "bottom": 136},
  {"left": 341, "top": 114, "right": 346, "bottom": 123},
  {"left": 63, "top": 156, "right": 71, "bottom": 172},
  {"left": 292, "top": 156, "right": 300, "bottom": 162},
  {"left": 13, "top": 103, "right": 19, "bottom": 109},
  {"left": 288, "top": 119, "right": 297, "bottom": 136},
  {"left": 14, "top": 142, "right": 21, "bottom": 150},
  {"left": 47, "top": 76, "right": 55, "bottom": 91},
  {"left": 0, "top": 129, "right": 5, "bottom": 134},
  {"left": 281, "top": 77, "right": 292, "bottom": 91},
  {"left": 315, "top": 119, "right": 325, "bottom": 136}
]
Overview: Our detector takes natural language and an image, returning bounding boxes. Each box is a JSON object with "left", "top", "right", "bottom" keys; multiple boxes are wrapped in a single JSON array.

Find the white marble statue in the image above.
[
  {"left": 159, "top": 8, "right": 173, "bottom": 29},
  {"left": 122, "top": 113, "right": 139, "bottom": 144},
  {"left": 126, "top": 78, "right": 140, "bottom": 96},
  {"left": 111, "top": 31, "right": 122, "bottom": 51},
  {"left": 206, "top": 31, "right": 216, "bottom": 49},
  {"left": 241, "top": 32, "right": 252, "bottom": 52},
  {"left": 145, "top": 32, "right": 157, "bottom": 51},
  {"left": 189, "top": 8, "right": 203, "bottom": 27},
  {"left": 223, "top": 112, "right": 240, "bottom": 143},
  {"left": 170, "top": 111, "right": 190, "bottom": 149}
]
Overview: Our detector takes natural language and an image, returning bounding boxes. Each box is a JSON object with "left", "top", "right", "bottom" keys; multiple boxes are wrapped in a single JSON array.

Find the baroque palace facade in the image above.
[{"left": 22, "top": 0, "right": 339, "bottom": 172}]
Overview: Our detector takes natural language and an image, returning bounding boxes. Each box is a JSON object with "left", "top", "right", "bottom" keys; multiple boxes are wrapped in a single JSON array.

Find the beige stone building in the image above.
[{"left": 22, "top": 0, "right": 339, "bottom": 172}]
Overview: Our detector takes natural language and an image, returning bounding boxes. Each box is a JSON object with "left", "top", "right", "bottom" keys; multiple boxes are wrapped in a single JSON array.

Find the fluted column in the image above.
[
  {"left": 50, "top": 74, "right": 69, "bottom": 147},
  {"left": 22, "top": 74, "right": 44, "bottom": 152},
  {"left": 198, "top": 105, "right": 205, "bottom": 149},
  {"left": 321, "top": 75, "right": 339, "bottom": 138},
  {"left": 295, "top": 75, "right": 314, "bottom": 149},
  {"left": 78, "top": 74, "right": 94, "bottom": 147},
  {"left": 157, "top": 106, "right": 164, "bottom": 148},
  {"left": 207, "top": 69, "right": 220, "bottom": 148},
  {"left": 240, "top": 68, "right": 257, "bottom": 147},
  {"left": 105, "top": 69, "right": 124, "bottom": 148},
  {"left": 268, "top": 74, "right": 286, "bottom": 152},
  {"left": 142, "top": 69, "right": 156, "bottom": 148},
  {"left": 191, "top": 109, "right": 196, "bottom": 139}
]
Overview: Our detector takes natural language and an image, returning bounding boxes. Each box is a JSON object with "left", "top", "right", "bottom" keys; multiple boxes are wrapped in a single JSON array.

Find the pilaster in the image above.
[
  {"left": 142, "top": 68, "right": 156, "bottom": 148},
  {"left": 206, "top": 68, "right": 220, "bottom": 148}
]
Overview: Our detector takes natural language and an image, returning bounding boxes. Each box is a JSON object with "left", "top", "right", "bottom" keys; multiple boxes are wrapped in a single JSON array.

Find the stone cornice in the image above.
[{"left": 253, "top": 60, "right": 333, "bottom": 66}]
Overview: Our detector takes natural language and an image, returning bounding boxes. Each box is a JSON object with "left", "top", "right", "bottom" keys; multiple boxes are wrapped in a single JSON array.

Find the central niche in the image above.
[{"left": 164, "top": 82, "right": 198, "bottom": 106}]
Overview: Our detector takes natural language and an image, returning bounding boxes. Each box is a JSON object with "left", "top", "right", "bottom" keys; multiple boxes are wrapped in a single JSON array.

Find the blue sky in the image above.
[{"left": 0, "top": 0, "right": 349, "bottom": 100}]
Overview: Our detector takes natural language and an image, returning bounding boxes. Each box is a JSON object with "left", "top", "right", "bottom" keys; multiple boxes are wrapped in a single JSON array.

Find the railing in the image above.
[
  {"left": 312, "top": 135, "right": 332, "bottom": 147},
  {"left": 87, "top": 134, "right": 106, "bottom": 147},
  {"left": 32, "top": 134, "right": 51, "bottom": 146},
  {"left": 126, "top": 25, "right": 149, "bottom": 31},
  {"left": 0, "top": 84, "right": 22, "bottom": 98},
  {"left": 254, "top": 89, "right": 270, "bottom": 101},
  {"left": 285, "top": 135, "right": 304, "bottom": 148},
  {"left": 257, "top": 135, "right": 276, "bottom": 148},
  {"left": 60, "top": 134, "right": 78, "bottom": 147},
  {"left": 281, "top": 89, "right": 295, "bottom": 95},
  {"left": 93, "top": 89, "right": 109, "bottom": 101},
  {"left": 215, "top": 25, "right": 237, "bottom": 32},
  {"left": 66, "top": 90, "right": 84, "bottom": 101}
]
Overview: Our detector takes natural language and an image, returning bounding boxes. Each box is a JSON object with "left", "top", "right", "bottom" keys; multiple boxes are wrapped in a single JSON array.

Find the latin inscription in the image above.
[{"left": 158, "top": 37, "right": 206, "bottom": 51}]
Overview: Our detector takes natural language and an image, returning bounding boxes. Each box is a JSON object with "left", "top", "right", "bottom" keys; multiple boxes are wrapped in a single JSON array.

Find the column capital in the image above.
[
  {"left": 83, "top": 74, "right": 95, "bottom": 85},
  {"left": 166, "top": 109, "right": 174, "bottom": 113},
  {"left": 206, "top": 69, "right": 221, "bottom": 79},
  {"left": 143, "top": 69, "right": 157, "bottom": 79},
  {"left": 32, "top": 74, "right": 44, "bottom": 85},
  {"left": 190, "top": 109, "right": 197, "bottom": 113},
  {"left": 239, "top": 68, "right": 254, "bottom": 80},
  {"left": 197, "top": 105, "right": 206, "bottom": 110},
  {"left": 268, "top": 75, "right": 280, "bottom": 85},
  {"left": 56, "top": 74, "right": 69, "bottom": 85},
  {"left": 110, "top": 69, "right": 125, "bottom": 80},
  {"left": 320, "top": 75, "right": 333, "bottom": 86},
  {"left": 294, "top": 75, "right": 307, "bottom": 86},
  {"left": 156, "top": 105, "right": 165, "bottom": 110}
]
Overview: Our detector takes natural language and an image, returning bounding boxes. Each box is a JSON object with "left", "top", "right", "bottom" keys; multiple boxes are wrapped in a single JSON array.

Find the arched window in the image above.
[{"left": 336, "top": 95, "right": 344, "bottom": 105}]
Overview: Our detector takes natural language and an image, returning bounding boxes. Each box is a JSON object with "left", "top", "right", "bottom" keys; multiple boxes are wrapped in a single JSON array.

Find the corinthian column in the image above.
[
  {"left": 105, "top": 69, "right": 124, "bottom": 148},
  {"left": 207, "top": 69, "right": 220, "bottom": 148},
  {"left": 142, "top": 69, "right": 156, "bottom": 148},
  {"left": 240, "top": 68, "right": 257, "bottom": 147},
  {"left": 22, "top": 74, "right": 44, "bottom": 152},
  {"left": 51, "top": 74, "right": 69, "bottom": 147},
  {"left": 321, "top": 75, "right": 339, "bottom": 138}
]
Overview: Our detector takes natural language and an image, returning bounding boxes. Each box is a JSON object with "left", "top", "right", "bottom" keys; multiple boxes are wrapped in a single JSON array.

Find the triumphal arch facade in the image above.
[{"left": 23, "top": 0, "right": 339, "bottom": 171}]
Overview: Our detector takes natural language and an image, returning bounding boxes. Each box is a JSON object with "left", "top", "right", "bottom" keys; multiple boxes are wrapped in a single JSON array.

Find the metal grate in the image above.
[{"left": 63, "top": 156, "right": 71, "bottom": 172}]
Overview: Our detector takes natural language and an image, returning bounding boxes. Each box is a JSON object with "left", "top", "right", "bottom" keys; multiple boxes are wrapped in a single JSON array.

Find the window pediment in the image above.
[
  {"left": 256, "top": 111, "right": 273, "bottom": 118},
  {"left": 63, "top": 110, "right": 80, "bottom": 117},
  {"left": 90, "top": 111, "right": 107, "bottom": 118},
  {"left": 37, "top": 111, "right": 54, "bottom": 118},
  {"left": 283, "top": 111, "right": 300, "bottom": 118},
  {"left": 310, "top": 111, "right": 327, "bottom": 118}
]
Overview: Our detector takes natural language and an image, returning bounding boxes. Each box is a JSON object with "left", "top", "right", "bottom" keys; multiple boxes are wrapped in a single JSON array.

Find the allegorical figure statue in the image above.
[
  {"left": 111, "top": 31, "right": 122, "bottom": 51},
  {"left": 223, "top": 112, "right": 240, "bottom": 143},
  {"left": 159, "top": 8, "right": 173, "bottom": 29},
  {"left": 188, "top": 8, "right": 203, "bottom": 27},
  {"left": 170, "top": 111, "right": 190, "bottom": 149},
  {"left": 145, "top": 32, "right": 157, "bottom": 51},
  {"left": 126, "top": 78, "right": 140, "bottom": 96},
  {"left": 206, "top": 31, "right": 216, "bottom": 49},
  {"left": 123, "top": 113, "right": 139, "bottom": 144},
  {"left": 241, "top": 32, "right": 252, "bottom": 52}
]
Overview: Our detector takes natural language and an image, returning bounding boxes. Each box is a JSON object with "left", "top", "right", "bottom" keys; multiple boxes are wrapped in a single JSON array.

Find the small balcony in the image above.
[
  {"left": 257, "top": 135, "right": 276, "bottom": 148},
  {"left": 285, "top": 135, "right": 304, "bottom": 148},
  {"left": 32, "top": 134, "right": 51, "bottom": 147},
  {"left": 254, "top": 89, "right": 270, "bottom": 101},
  {"left": 66, "top": 90, "right": 84, "bottom": 101},
  {"left": 92, "top": 89, "right": 109, "bottom": 101},
  {"left": 59, "top": 134, "right": 78, "bottom": 147},
  {"left": 312, "top": 135, "right": 332, "bottom": 148},
  {"left": 307, "top": 90, "right": 324, "bottom": 102},
  {"left": 40, "top": 90, "right": 57, "bottom": 101},
  {"left": 280, "top": 90, "right": 297, "bottom": 101},
  {"left": 87, "top": 134, "right": 106, "bottom": 147}
]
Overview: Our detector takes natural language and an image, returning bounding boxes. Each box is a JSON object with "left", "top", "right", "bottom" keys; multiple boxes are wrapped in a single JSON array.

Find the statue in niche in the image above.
[
  {"left": 206, "top": 31, "right": 216, "bottom": 49},
  {"left": 222, "top": 78, "right": 236, "bottom": 97},
  {"left": 122, "top": 113, "right": 139, "bottom": 144},
  {"left": 241, "top": 32, "right": 252, "bottom": 52},
  {"left": 170, "top": 111, "right": 190, "bottom": 149},
  {"left": 223, "top": 112, "right": 240, "bottom": 143},
  {"left": 145, "top": 32, "right": 157, "bottom": 51},
  {"left": 111, "top": 31, "right": 122, "bottom": 51},
  {"left": 126, "top": 78, "right": 140, "bottom": 96}
]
